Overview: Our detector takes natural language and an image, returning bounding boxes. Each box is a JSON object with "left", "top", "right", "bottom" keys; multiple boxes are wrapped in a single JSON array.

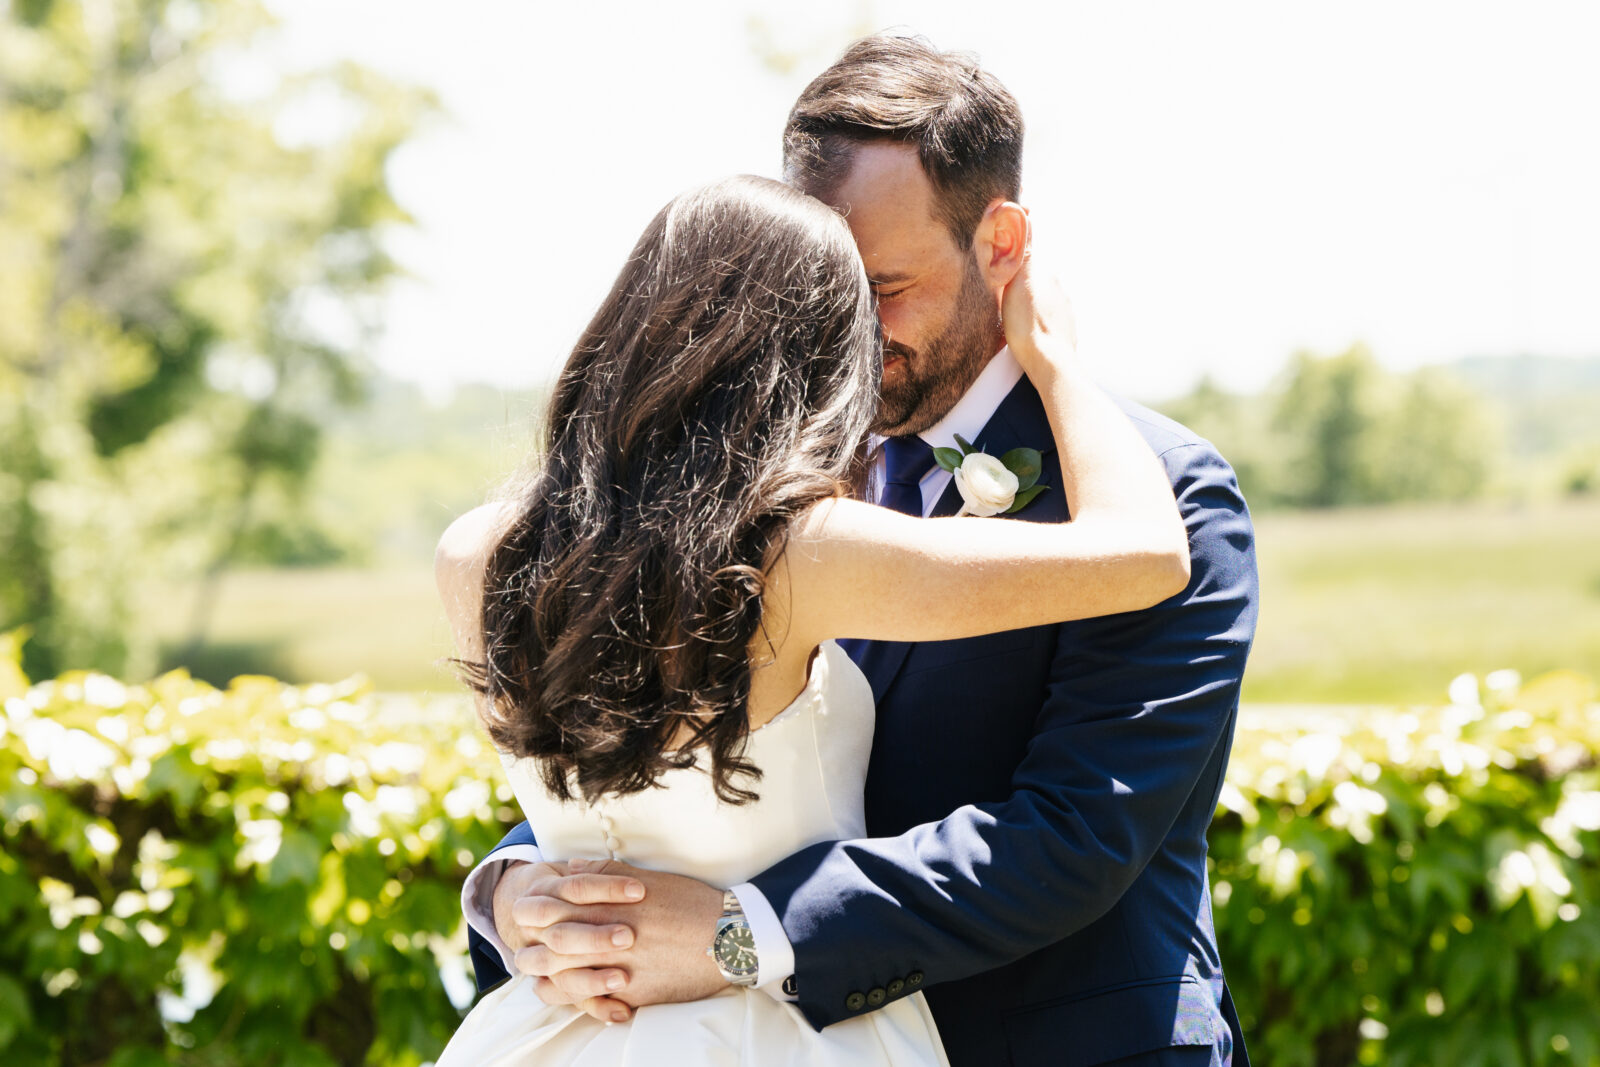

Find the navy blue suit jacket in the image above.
[{"left": 467, "top": 380, "right": 1258, "bottom": 1067}]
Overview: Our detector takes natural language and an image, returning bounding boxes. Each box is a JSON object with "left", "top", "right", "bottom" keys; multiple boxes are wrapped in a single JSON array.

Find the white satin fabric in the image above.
[{"left": 438, "top": 641, "right": 948, "bottom": 1066}]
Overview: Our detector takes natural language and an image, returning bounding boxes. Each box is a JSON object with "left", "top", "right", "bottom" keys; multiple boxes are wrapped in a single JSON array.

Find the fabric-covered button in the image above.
[
  {"left": 886, "top": 978, "right": 905, "bottom": 997},
  {"left": 604, "top": 836, "right": 621, "bottom": 851},
  {"left": 907, "top": 971, "right": 924, "bottom": 988},
  {"left": 866, "top": 987, "right": 886, "bottom": 1007},
  {"left": 845, "top": 991, "right": 866, "bottom": 1011}
]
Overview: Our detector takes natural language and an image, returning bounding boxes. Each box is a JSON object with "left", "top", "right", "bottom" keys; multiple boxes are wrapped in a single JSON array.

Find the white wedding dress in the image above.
[{"left": 437, "top": 640, "right": 948, "bottom": 1066}]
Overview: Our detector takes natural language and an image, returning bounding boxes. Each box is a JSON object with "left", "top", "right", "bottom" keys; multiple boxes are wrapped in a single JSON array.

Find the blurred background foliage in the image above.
[
  {"left": 3, "top": 641, "right": 1595, "bottom": 1065},
  {"left": 2, "top": 0, "right": 1597, "bottom": 703},
  {"left": 1212, "top": 668, "right": 1600, "bottom": 1067},
  {"left": 0, "top": 0, "right": 433, "bottom": 684},
  {"left": 0, "top": 635, "right": 499, "bottom": 1066},
  {"left": 3, "top": 0, "right": 1599, "bottom": 1064}
]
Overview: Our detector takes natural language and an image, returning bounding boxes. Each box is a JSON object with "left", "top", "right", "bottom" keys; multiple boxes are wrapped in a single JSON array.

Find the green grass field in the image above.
[
  {"left": 146, "top": 498, "right": 1600, "bottom": 704},
  {"left": 1246, "top": 498, "right": 1600, "bottom": 701}
]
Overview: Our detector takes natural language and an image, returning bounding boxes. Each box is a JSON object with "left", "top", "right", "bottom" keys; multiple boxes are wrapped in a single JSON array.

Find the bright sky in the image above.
[{"left": 262, "top": 0, "right": 1600, "bottom": 401}]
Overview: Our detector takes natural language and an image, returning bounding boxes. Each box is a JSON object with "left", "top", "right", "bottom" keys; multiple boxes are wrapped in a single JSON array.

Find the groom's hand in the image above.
[
  {"left": 506, "top": 858, "right": 729, "bottom": 1018},
  {"left": 492, "top": 858, "right": 647, "bottom": 1023}
]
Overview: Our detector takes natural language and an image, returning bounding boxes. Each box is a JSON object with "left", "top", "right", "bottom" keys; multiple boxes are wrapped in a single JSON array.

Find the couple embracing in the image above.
[{"left": 433, "top": 34, "right": 1257, "bottom": 1067}]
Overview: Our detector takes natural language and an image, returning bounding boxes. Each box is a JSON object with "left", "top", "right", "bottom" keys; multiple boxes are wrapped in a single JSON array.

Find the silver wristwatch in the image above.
[{"left": 706, "top": 890, "right": 759, "bottom": 987}]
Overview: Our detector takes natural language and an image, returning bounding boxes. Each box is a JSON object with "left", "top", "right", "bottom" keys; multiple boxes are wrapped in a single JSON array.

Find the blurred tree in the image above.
[
  {"left": 1158, "top": 345, "right": 1499, "bottom": 510},
  {"left": 0, "top": 0, "right": 431, "bottom": 678},
  {"left": 1273, "top": 345, "right": 1389, "bottom": 508},
  {"left": 1158, "top": 373, "right": 1292, "bottom": 508},
  {"left": 1561, "top": 446, "right": 1600, "bottom": 497},
  {"left": 1371, "top": 366, "right": 1495, "bottom": 504}
]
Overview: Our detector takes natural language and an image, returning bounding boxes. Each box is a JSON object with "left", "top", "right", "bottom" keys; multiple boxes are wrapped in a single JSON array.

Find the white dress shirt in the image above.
[{"left": 460, "top": 346, "right": 1025, "bottom": 997}]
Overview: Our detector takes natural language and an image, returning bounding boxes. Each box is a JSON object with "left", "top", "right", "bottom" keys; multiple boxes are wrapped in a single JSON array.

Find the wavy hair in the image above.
[{"left": 470, "top": 176, "right": 880, "bottom": 804}]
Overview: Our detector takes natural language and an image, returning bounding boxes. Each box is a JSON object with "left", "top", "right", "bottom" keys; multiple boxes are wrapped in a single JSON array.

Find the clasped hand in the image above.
[{"left": 492, "top": 857, "right": 729, "bottom": 1024}]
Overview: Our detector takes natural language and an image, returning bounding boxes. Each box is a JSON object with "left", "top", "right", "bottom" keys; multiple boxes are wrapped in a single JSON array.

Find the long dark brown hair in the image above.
[{"left": 471, "top": 175, "right": 880, "bottom": 804}]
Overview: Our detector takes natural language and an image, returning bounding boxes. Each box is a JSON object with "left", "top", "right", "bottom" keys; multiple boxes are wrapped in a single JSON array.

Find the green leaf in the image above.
[
  {"left": 1004, "top": 485, "right": 1049, "bottom": 514},
  {"left": 0, "top": 973, "right": 28, "bottom": 1052},
  {"left": 932, "top": 447, "right": 964, "bottom": 473},
  {"left": 268, "top": 829, "right": 322, "bottom": 886},
  {"left": 999, "top": 447, "right": 1043, "bottom": 490},
  {"left": 147, "top": 751, "right": 205, "bottom": 810},
  {"left": 952, "top": 433, "right": 976, "bottom": 455}
]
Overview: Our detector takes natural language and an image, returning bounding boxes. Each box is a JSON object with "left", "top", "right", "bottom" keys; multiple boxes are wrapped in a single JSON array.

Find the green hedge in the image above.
[
  {"left": 2, "top": 628, "right": 1597, "bottom": 1065},
  {"left": 0, "top": 631, "right": 515, "bottom": 1066},
  {"left": 1214, "top": 671, "right": 1600, "bottom": 1067}
]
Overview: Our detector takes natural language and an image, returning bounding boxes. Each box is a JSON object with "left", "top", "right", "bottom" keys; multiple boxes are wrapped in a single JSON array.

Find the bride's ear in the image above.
[{"left": 973, "top": 200, "right": 1030, "bottom": 295}]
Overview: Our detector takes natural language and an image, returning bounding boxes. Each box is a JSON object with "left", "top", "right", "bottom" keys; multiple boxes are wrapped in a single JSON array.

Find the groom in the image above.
[{"left": 459, "top": 35, "right": 1257, "bottom": 1067}]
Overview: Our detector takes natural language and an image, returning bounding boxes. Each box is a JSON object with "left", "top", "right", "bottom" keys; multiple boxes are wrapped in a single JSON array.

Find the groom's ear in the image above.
[{"left": 973, "top": 200, "right": 1030, "bottom": 296}]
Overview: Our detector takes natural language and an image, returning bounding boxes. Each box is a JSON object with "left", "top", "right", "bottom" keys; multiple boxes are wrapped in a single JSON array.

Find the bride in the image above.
[{"left": 433, "top": 174, "right": 1189, "bottom": 1064}]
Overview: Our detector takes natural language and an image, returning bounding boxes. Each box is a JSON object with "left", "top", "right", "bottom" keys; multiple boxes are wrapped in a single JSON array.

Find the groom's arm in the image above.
[
  {"left": 753, "top": 440, "right": 1257, "bottom": 1028},
  {"left": 462, "top": 822, "right": 543, "bottom": 991}
]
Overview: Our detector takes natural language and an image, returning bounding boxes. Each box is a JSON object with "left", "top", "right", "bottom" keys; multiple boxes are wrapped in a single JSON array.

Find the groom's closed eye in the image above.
[{"left": 868, "top": 270, "right": 915, "bottom": 297}]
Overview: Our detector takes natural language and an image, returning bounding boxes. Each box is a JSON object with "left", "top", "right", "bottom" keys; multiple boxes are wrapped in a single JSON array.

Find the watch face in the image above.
[{"left": 714, "top": 921, "right": 758, "bottom": 977}]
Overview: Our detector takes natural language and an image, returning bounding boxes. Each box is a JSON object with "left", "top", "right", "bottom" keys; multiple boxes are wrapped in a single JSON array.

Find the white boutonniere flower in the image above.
[{"left": 934, "top": 435, "right": 1051, "bottom": 517}]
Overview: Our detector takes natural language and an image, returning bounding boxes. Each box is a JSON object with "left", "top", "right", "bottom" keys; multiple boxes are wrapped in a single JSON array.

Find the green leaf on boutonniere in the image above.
[
  {"left": 932, "top": 446, "right": 964, "bottom": 473},
  {"left": 1004, "top": 484, "right": 1049, "bottom": 514},
  {"left": 953, "top": 433, "right": 977, "bottom": 456},
  {"left": 999, "top": 448, "right": 1043, "bottom": 491}
]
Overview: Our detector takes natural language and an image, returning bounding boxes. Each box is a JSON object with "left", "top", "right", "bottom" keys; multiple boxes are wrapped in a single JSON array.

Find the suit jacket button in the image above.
[
  {"left": 782, "top": 975, "right": 799, "bottom": 997},
  {"left": 866, "top": 987, "right": 887, "bottom": 1007},
  {"left": 907, "top": 971, "right": 924, "bottom": 987},
  {"left": 886, "top": 978, "right": 905, "bottom": 997},
  {"left": 845, "top": 992, "right": 866, "bottom": 1011}
]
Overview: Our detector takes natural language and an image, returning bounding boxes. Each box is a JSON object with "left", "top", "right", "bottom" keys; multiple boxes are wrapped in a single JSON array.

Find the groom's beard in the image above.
[{"left": 872, "top": 259, "right": 997, "bottom": 438}]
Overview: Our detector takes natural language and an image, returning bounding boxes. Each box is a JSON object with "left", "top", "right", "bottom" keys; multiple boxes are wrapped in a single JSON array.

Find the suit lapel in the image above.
[
  {"left": 855, "top": 377, "right": 1058, "bottom": 705},
  {"left": 930, "top": 375, "right": 1057, "bottom": 517}
]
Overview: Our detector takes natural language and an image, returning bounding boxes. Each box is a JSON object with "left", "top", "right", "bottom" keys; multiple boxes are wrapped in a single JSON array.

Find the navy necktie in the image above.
[{"left": 879, "top": 436, "right": 936, "bottom": 517}]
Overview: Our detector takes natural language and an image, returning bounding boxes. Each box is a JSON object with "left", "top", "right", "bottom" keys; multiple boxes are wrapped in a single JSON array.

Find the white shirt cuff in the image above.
[
  {"left": 461, "top": 843, "right": 546, "bottom": 975},
  {"left": 730, "top": 882, "right": 796, "bottom": 1001}
]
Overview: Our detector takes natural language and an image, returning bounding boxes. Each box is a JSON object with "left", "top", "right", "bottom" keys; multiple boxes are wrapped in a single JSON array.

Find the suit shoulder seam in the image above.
[{"left": 1153, "top": 439, "right": 1210, "bottom": 460}]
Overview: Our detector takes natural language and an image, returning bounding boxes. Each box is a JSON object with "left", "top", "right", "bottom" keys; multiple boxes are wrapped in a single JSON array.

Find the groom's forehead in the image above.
[{"left": 828, "top": 145, "right": 953, "bottom": 259}]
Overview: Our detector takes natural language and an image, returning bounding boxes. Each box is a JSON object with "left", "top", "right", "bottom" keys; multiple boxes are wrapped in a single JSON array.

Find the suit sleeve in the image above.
[
  {"left": 747, "top": 442, "right": 1259, "bottom": 1030},
  {"left": 465, "top": 820, "right": 541, "bottom": 993}
]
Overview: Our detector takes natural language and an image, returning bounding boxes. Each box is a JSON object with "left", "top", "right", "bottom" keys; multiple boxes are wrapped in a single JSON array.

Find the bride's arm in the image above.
[{"left": 783, "top": 258, "right": 1190, "bottom": 649}]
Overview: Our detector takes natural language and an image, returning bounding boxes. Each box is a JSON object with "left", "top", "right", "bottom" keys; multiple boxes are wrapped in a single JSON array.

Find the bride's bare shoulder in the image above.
[
  {"left": 788, "top": 496, "right": 883, "bottom": 547},
  {"left": 435, "top": 501, "right": 516, "bottom": 600}
]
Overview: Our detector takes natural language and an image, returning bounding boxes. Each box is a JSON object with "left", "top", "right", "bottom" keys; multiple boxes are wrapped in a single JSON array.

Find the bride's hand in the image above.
[{"left": 1000, "top": 248, "right": 1078, "bottom": 385}]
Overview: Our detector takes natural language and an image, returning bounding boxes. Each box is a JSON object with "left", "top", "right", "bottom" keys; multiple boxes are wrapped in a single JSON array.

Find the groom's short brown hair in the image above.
[{"left": 783, "top": 34, "right": 1024, "bottom": 250}]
